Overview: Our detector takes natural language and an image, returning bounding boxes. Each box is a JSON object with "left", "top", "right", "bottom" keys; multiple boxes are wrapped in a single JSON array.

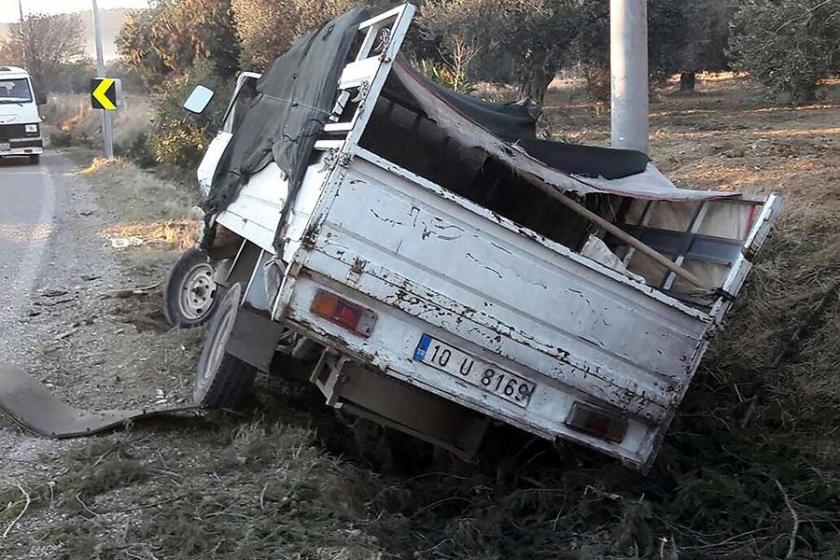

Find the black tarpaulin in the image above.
[
  {"left": 386, "top": 60, "right": 738, "bottom": 201},
  {"left": 427, "top": 86, "right": 541, "bottom": 140},
  {"left": 396, "top": 63, "right": 650, "bottom": 180},
  {"left": 509, "top": 138, "right": 650, "bottom": 180},
  {"left": 204, "top": 8, "right": 368, "bottom": 216}
]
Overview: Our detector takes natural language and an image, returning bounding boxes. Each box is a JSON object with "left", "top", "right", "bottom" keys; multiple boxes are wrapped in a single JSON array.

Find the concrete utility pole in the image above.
[
  {"left": 610, "top": 0, "right": 649, "bottom": 154},
  {"left": 92, "top": 0, "right": 114, "bottom": 159}
]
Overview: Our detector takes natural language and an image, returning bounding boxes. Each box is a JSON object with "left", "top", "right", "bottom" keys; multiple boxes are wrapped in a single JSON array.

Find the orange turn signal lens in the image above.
[{"left": 310, "top": 289, "right": 377, "bottom": 337}]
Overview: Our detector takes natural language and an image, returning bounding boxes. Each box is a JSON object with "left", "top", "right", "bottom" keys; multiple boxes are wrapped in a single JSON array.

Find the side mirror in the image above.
[
  {"left": 36, "top": 93, "right": 47, "bottom": 106},
  {"left": 183, "top": 85, "right": 215, "bottom": 114}
]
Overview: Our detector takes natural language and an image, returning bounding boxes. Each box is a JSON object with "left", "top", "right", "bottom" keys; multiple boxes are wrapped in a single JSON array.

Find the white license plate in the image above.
[
  {"left": 0, "top": 143, "right": 10, "bottom": 152},
  {"left": 414, "top": 334, "right": 536, "bottom": 407}
]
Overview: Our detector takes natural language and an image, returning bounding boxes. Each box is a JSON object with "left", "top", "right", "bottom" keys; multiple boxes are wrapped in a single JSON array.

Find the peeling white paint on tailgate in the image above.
[{"left": 282, "top": 156, "right": 717, "bottom": 466}]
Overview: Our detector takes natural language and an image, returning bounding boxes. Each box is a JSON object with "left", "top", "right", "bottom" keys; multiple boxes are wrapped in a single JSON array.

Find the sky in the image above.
[{"left": 0, "top": 0, "right": 149, "bottom": 23}]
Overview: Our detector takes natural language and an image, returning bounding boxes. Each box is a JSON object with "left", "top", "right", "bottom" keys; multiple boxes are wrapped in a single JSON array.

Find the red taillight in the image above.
[
  {"left": 310, "top": 289, "right": 377, "bottom": 337},
  {"left": 565, "top": 402, "right": 628, "bottom": 444}
]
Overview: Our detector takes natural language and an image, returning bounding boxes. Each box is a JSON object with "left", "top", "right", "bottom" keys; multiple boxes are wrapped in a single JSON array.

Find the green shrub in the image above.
[
  {"left": 233, "top": 0, "right": 354, "bottom": 71},
  {"left": 49, "top": 130, "right": 74, "bottom": 147},
  {"left": 151, "top": 122, "right": 212, "bottom": 169},
  {"left": 149, "top": 60, "right": 231, "bottom": 169},
  {"left": 418, "top": 59, "right": 475, "bottom": 94},
  {"left": 114, "top": 130, "right": 156, "bottom": 168},
  {"left": 730, "top": 0, "right": 840, "bottom": 102},
  {"left": 110, "top": 97, "right": 156, "bottom": 167}
]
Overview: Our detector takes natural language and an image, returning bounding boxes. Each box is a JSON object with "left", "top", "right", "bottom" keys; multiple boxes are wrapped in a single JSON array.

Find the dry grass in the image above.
[
  {"left": 74, "top": 156, "right": 197, "bottom": 223},
  {"left": 76, "top": 155, "right": 201, "bottom": 252},
  {"left": 100, "top": 221, "right": 200, "bottom": 252},
  {"left": 44, "top": 94, "right": 153, "bottom": 150}
]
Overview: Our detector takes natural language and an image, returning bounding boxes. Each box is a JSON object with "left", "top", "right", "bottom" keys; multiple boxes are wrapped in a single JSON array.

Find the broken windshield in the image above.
[{"left": 0, "top": 78, "right": 33, "bottom": 103}]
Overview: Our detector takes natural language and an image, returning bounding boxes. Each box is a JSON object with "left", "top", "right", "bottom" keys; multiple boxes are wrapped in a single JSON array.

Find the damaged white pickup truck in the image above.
[{"left": 175, "top": 3, "right": 780, "bottom": 471}]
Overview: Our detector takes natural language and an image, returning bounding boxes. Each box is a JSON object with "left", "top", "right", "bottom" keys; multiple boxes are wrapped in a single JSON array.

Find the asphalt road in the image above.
[
  {"left": 0, "top": 148, "right": 128, "bottom": 373},
  {"left": 0, "top": 147, "right": 150, "bottom": 480},
  {"left": 0, "top": 153, "right": 56, "bottom": 326},
  {"left": 0, "top": 151, "right": 88, "bottom": 478}
]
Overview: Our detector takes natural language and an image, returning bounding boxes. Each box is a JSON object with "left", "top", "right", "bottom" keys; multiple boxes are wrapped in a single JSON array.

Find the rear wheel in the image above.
[
  {"left": 29, "top": 155, "right": 40, "bottom": 165},
  {"left": 164, "top": 248, "right": 220, "bottom": 328},
  {"left": 194, "top": 283, "right": 257, "bottom": 408}
]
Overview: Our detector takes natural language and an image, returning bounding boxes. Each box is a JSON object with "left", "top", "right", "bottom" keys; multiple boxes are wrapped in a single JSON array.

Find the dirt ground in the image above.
[{"left": 1, "top": 74, "right": 839, "bottom": 560}]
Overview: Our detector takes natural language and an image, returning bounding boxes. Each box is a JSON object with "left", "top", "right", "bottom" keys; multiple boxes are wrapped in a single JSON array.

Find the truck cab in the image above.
[{"left": 0, "top": 66, "right": 44, "bottom": 165}]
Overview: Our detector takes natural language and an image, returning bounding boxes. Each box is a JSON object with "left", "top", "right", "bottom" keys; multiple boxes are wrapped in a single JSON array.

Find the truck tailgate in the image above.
[{"left": 280, "top": 154, "right": 716, "bottom": 467}]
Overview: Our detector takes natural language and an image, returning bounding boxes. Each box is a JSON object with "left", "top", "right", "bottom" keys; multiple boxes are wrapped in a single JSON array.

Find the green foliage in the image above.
[
  {"left": 569, "top": 0, "right": 609, "bottom": 102},
  {"left": 572, "top": 0, "right": 729, "bottom": 98},
  {"left": 571, "top": 1, "right": 608, "bottom": 69},
  {"left": 730, "top": 0, "right": 840, "bottom": 102},
  {"left": 420, "top": 0, "right": 578, "bottom": 105},
  {"left": 151, "top": 120, "right": 208, "bottom": 169},
  {"left": 117, "top": 7, "right": 172, "bottom": 89},
  {"left": 117, "top": 0, "right": 241, "bottom": 89},
  {"left": 232, "top": 0, "right": 354, "bottom": 71},
  {"left": 648, "top": 0, "right": 691, "bottom": 82},
  {"left": 646, "top": 0, "right": 729, "bottom": 83},
  {"left": 418, "top": 57, "right": 475, "bottom": 94},
  {"left": 232, "top": 0, "right": 395, "bottom": 70},
  {"left": 47, "top": 58, "right": 98, "bottom": 94},
  {"left": 676, "top": 0, "right": 730, "bottom": 74},
  {"left": 420, "top": 0, "right": 730, "bottom": 104},
  {"left": 150, "top": 60, "right": 231, "bottom": 168},
  {"left": 108, "top": 0, "right": 840, "bottom": 110},
  {"left": 49, "top": 130, "right": 74, "bottom": 148},
  {"left": 115, "top": 130, "right": 157, "bottom": 169},
  {"left": 33, "top": 57, "right": 142, "bottom": 96},
  {"left": 105, "top": 59, "right": 147, "bottom": 95}
]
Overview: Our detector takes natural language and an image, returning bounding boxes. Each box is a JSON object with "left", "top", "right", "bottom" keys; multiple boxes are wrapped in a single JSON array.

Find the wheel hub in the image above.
[{"left": 179, "top": 263, "right": 217, "bottom": 321}]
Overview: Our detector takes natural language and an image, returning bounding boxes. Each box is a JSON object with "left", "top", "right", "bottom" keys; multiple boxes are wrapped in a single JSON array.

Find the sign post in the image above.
[{"left": 91, "top": 0, "right": 114, "bottom": 159}]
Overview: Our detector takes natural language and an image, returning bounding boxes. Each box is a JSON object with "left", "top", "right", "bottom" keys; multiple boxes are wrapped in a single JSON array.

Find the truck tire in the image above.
[
  {"left": 194, "top": 283, "right": 257, "bottom": 408},
  {"left": 29, "top": 155, "right": 40, "bottom": 165},
  {"left": 164, "top": 248, "right": 220, "bottom": 328}
]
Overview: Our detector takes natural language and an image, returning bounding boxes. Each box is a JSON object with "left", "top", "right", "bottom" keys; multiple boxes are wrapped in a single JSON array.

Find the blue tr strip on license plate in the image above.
[
  {"left": 413, "top": 334, "right": 536, "bottom": 407},
  {"left": 414, "top": 334, "right": 433, "bottom": 361}
]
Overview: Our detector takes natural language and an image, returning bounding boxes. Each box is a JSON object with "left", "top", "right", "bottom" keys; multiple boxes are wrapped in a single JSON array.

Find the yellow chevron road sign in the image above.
[{"left": 90, "top": 78, "right": 119, "bottom": 110}]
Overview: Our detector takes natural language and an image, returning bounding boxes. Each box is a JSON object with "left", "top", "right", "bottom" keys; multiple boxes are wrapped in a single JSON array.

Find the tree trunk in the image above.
[
  {"left": 679, "top": 71, "right": 696, "bottom": 92},
  {"left": 518, "top": 50, "right": 559, "bottom": 108},
  {"left": 583, "top": 64, "right": 611, "bottom": 104},
  {"left": 519, "top": 63, "right": 550, "bottom": 107}
]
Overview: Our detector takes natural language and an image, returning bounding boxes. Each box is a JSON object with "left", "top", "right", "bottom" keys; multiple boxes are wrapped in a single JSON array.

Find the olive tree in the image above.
[
  {"left": 232, "top": 0, "right": 397, "bottom": 71},
  {"left": 420, "top": 0, "right": 578, "bottom": 106},
  {"left": 233, "top": 0, "right": 351, "bottom": 70},
  {"left": 729, "top": 0, "right": 840, "bottom": 102},
  {"left": 117, "top": 0, "right": 240, "bottom": 89},
  {"left": 572, "top": 0, "right": 731, "bottom": 100},
  {"left": 651, "top": 0, "right": 729, "bottom": 91}
]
